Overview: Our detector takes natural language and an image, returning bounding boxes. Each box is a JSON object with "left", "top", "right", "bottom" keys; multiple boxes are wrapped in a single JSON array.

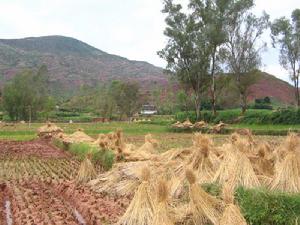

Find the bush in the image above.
[
  {"left": 202, "top": 184, "right": 300, "bottom": 225},
  {"left": 175, "top": 108, "right": 300, "bottom": 125},
  {"left": 53, "top": 141, "right": 115, "bottom": 170},
  {"left": 236, "top": 187, "right": 300, "bottom": 225}
]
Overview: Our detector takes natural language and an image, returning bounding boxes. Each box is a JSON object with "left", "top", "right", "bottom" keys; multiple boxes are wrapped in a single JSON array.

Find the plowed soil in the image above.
[
  {"left": 0, "top": 140, "right": 70, "bottom": 158},
  {"left": 0, "top": 140, "right": 128, "bottom": 225}
]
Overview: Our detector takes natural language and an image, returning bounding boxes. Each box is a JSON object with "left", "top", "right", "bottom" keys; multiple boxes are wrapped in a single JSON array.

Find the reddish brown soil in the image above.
[
  {"left": 0, "top": 140, "right": 70, "bottom": 158},
  {"left": 54, "top": 181, "right": 130, "bottom": 224},
  {"left": 4, "top": 180, "right": 128, "bottom": 225},
  {"left": 0, "top": 183, "right": 7, "bottom": 225}
]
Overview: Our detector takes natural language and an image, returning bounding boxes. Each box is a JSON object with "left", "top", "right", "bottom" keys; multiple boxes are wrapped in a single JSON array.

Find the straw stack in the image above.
[
  {"left": 116, "top": 167, "right": 155, "bottom": 225},
  {"left": 186, "top": 169, "right": 224, "bottom": 225}
]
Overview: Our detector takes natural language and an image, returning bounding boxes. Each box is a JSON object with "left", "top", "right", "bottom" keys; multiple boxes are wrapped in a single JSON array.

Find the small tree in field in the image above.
[
  {"left": 271, "top": 9, "right": 300, "bottom": 107},
  {"left": 223, "top": 11, "right": 269, "bottom": 114}
]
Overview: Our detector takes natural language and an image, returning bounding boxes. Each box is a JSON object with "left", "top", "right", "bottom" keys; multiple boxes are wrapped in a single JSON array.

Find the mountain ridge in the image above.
[{"left": 0, "top": 35, "right": 295, "bottom": 104}]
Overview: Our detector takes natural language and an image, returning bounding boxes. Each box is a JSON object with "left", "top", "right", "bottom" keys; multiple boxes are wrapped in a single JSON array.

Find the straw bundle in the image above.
[
  {"left": 270, "top": 152, "right": 300, "bottom": 193},
  {"left": 273, "top": 133, "right": 300, "bottom": 163},
  {"left": 151, "top": 179, "right": 174, "bottom": 225},
  {"left": 219, "top": 204, "right": 247, "bottom": 225},
  {"left": 89, "top": 161, "right": 153, "bottom": 196},
  {"left": 116, "top": 167, "right": 155, "bottom": 225},
  {"left": 186, "top": 169, "right": 224, "bottom": 225},
  {"left": 193, "top": 121, "right": 207, "bottom": 129},
  {"left": 172, "top": 121, "right": 184, "bottom": 128},
  {"left": 213, "top": 144, "right": 260, "bottom": 189},
  {"left": 253, "top": 143, "right": 274, "bottom": 177},
  {"left": 136, "top": 134, "right": 158, "bottom": 154},
  {"left": 37, "top": 122, "right": 63, "bottom": 138},
  {"left": 64, "top": 129, "right": 95, "bottom": 143},
  {"left": 212, "top": 121, "right": 226, "bottom": 133},
  {"left": 182, "top": 119, "right": 193, "bottom": 128},
  {"left": 75, "top": 155, "right": 97, "bottom": 184}
]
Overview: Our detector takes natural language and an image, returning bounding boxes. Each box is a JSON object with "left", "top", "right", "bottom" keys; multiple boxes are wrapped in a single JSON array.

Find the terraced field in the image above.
[{"left": 0, "top": 140, "right": 129, "bottom": 225}]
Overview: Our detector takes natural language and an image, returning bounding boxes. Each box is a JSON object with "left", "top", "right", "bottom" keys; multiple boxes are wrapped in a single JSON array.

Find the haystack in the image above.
[
  {"left": 270, "top": 152, "right": 300, "bottom": 192},
  {"left": 186, "top": 169, "right": 224, "bottom": 225},
  {"left": 269, "top": 133, "right": 300, "bottom": 193},
  {"left": 213, "top": 143, "right": 260, "bottom": 189},
  {"left": 193, "top": 121, "right": 207, "bottom": 129},
  {"left": 212, "top": 121, "right": 226, "bottom": 133},
  {"left": 89, "top": 161, "right": 154, "bottom": 196},
  {"left": 172, "top": 121, "right": 183, "bottom": 129},
  {"left": 137, "top": 134, "right": 158, "bottom": 154},
  {"left": 219, "top": 178, "right": 247, "bottom": 225},
  {"left": 37, "top": 122, "right": 63, "bottom": 139},
  {"left": 151, "top": 179, "right": 174, "bottom": 225},
  {"left": 187, "top": 133, "right": 219, "bottom": 183},
  {"left": 75, "top": 154, "right": 97, "bottom": 184},
  {"left": 253, "top": 143, "right": 274, "bottom": 177},
  {"left": 64, "top": 129, "right": 95, "bottom": 143},
  {"left": 182, "top": 119, "right": 193, "bottom": 129},
  {"left": 116, "top": 167, "right": 155, "bottom": 225}
]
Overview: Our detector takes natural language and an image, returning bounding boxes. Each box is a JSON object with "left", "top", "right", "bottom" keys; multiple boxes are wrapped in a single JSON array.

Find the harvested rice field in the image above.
[{"left": 0, "top": 122, "right": 299, "bottom": 225}]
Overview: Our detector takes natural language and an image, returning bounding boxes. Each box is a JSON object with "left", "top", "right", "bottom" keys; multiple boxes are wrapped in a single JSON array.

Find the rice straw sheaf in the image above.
[
  {"left": 89, "top": 161, "right": 157, "bottom": 196},
  {"left": 268, "top": 133, "right": 300, "bottom": 193},
  {"left": 272, "top": 133, "right": 300, "bottom": 163},
  {"left": 37, "top": 122, "right": 63, "bottom": 138},
  {"left": 186, "top": 169, "right": 224, "bottom": 225},
  {"left": 219, "top": 175, "right": 248, "bottom": 225},
  {"left": 151, "top": 179, "right": 174, "bottom": 225},
  {"left": 270, "top": 151, "right": 300, "bottom": 193},
  {"left": 213, "top": 143, "right": 260, "bottom": 189},
  {"left": 137, "top": 134, "right": 159, "bottom": 154},
  {"left": 253, "top": 143, "right": 274, "bottom": 177},
  {"left": 64, "top": 129, "right": 95, "bottom": 143},
  {"left": 182, "top": 119, "right": 193, "bottom": 128},
  {"left": 76, "top": 154, "right": 97, "bottom": 184},
  {"left": 116, "top": 167, "right": 155, "bottom": 225}
]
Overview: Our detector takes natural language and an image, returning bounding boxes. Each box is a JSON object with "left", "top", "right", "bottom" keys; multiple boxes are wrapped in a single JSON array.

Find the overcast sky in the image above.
[{"left": 0, "top": 0, "right": 299, "bottom": 82}]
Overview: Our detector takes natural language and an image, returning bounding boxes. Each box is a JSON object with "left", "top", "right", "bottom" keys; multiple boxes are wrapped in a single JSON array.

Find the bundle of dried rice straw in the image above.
[
  {"left": 89, "top": 161, "right": 159, "bottom": 196},
  {"left": 151, "top": 179, "right": 174, "bottom": 225},
  {"left": 213, "top": 143, "right": 260, "bottom": 189},
  {"left": 186, "top": 169, "right": 224, "bottom": 225},
  {"left": 116, "top": 167, "right": 155, "bottom": 225},
  {"left": 270, "top": 134, "right": 300, "bottom": 192},
  {"left": 219, "top": 177, "right": 248, "bottom": 225},
  {"left": 63, "top": 129, "right": 95, "bottom": 144},
  {"left": 37, "top": 122, "right": 63, "bottom": 139},
  {"left": 182, "top": 119, "right": 193, "bottom": 128},
  {"left": 76, "top": 154, "right": 97, "bottom": 184}
]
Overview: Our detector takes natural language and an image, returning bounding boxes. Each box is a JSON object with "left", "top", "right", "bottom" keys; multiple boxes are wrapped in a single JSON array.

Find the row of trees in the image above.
[
  {"left": 159, "top": 0, "right": 300, "bottom": 119},
  {"left": 60, "top": 80, "right": 142, "bottom": 120},
  {"left": 2, "top": 65, "right": 55, "bottom": 121}
]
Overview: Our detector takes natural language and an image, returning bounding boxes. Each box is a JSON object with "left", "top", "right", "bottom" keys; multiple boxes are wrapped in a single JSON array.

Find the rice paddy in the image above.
[{"left": 1, "top": 122, "right": 299, "bottom": 224}]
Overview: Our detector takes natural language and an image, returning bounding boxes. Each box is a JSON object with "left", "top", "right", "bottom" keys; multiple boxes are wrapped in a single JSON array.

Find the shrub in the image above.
[{"left": 236, "top": 187, "right": 300, "bottom": 225}]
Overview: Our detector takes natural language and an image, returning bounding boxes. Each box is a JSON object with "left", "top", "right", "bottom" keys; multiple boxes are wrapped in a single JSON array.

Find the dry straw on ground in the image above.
[
  {"left": 116, "top": 167, "right": 155, "bottom": 225},
  {"left": 270, "top": 133, "right": 300, "bottom": 193},
  {"left": 76, "top": 154, "right": 97, "bottom": 184},
  {"left": 186, "top": 169, "right": 224, "bottom": 225},
  {"left": 151, "top": 179, "right": 174, "bottom": 225}
]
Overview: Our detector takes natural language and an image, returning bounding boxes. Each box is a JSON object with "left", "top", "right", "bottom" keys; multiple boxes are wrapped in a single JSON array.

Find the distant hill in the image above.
[
  {"left": 0, "top": 35, "right": 167, "bottom": 97},
  {"left": 0, "top": 35, "right": 295, "bottom": 105}
]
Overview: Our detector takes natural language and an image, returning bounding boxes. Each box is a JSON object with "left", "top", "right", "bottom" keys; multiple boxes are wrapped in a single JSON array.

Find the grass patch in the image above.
[{"left": 53, "top": 140, "right": 115, "bottom": 170}]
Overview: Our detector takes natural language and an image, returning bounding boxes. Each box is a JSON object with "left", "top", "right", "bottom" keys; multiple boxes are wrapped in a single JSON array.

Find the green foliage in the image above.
[
  {"left": 236, "top": 187, "right": 300, "bottom": 225},
  {"left": 3, "top": 65, "right": 50, "bottom": 121},
  {"left": 175, "top": 108, "right": 300, "bottom": 125},
  {"left": 56, "top": 141, "right": 115, "bottom": 170}
]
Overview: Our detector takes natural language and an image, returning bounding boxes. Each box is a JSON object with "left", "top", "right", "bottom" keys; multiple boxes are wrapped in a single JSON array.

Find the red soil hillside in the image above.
[{"left": 248, "top": 72, "right": 295, "bottom": 104}]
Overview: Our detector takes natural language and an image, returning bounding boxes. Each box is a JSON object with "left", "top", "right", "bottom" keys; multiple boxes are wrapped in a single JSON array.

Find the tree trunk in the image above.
[
  {"left": 240, "top": 92, "right": 247, "bottom": 115},
  {"left": 294, "top": 75, "right": 300, "bottom": 107},
  {"left": 194, "top": 94, "right": 201, "bottom": 120},
  {"left": 211, "top": 47, "right": 217, "bottom": 116}
]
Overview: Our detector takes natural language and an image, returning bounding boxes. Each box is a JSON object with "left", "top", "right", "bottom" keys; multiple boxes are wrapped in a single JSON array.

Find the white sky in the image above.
[{"left": 0, "top": 0, "right": 299, "bottom": 82}]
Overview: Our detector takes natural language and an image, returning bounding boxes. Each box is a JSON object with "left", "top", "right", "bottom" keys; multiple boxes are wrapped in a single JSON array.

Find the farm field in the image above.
[{"left": 0, "top": 121, "right": 299, "bottom": 225}]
